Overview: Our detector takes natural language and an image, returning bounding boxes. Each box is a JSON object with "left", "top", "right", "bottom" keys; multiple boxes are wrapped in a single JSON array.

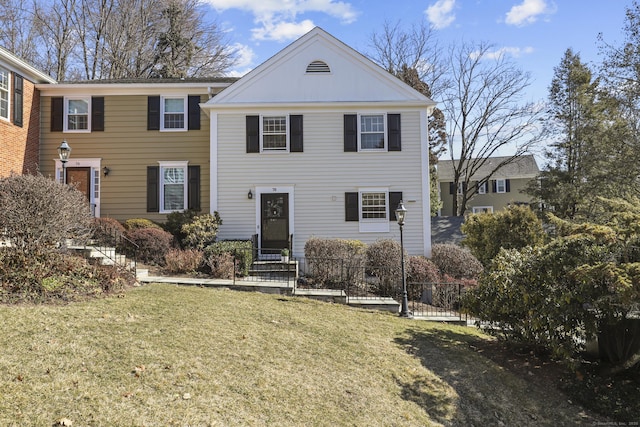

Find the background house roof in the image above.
[{"left": 437, "top": 155, "right": 540, "bottom": 181}]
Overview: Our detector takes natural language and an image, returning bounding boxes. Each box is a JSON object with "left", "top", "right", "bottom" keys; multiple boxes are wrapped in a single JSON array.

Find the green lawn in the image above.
[{"left": 0, "top": 283, "right": 606, "bottom": 426}]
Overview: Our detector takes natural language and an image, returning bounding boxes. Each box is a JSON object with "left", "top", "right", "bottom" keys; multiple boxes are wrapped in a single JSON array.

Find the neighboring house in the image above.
[
  {"left": 437, "top": 155, "right": 539, "bottom": 216},
  {"left": 36, "top": 27, "right": 435, "bottom": 257},
  {"left": 37, "top": 78, "right": 236, "bottom": 218},
  {"left": 0, "top": 46, "right": 56, "bottom": 177},
  {"left": 201, "top": 27, "right": 435, "bottom": 257}
]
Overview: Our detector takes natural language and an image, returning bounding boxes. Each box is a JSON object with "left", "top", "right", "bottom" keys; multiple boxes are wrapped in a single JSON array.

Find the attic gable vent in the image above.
[{"left": 306, "top": 60, "right": 330, "bottom": 73}]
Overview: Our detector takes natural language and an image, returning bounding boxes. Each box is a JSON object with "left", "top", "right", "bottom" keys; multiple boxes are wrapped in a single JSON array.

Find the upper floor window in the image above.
[
  {"left": 0, "top": 67, "right": 9, "bottom": 121},
  {"left": 496, "top": 179, "right": 507, "bottom": 193},
  {"left": 246, "top": 115, "right": 303, "bottom": 153},
  {"left": 65, "top": 97, "right": 90, "bottom": 132},
  {"left": 478, "top": 181, "right": 488, "bottom": 194},
  {"left": 344, "top": 113, "right": 401, "bottom": 152},
  {"left": 262, "top": 116, "right": 287, "bottom": 151},
  {"left": 162, "top": 96, "right": 187, "bottom": 131},
  {"left": 360, "top": 115, "right": 385, "bottom": 150}
]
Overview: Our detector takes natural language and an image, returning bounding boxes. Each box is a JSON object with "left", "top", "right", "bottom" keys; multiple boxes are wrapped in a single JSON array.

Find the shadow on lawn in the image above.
[{"left": 394, "top": 326, "right": 608, "bottom": 426}]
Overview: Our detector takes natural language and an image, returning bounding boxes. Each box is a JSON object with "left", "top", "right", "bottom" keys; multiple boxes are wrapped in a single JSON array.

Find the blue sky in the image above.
[{"left": 204, "top": 0, "right": 632, "bottom": 104}]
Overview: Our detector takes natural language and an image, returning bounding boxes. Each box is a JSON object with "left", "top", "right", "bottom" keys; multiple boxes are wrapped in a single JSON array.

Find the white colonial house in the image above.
[{"left": 201, "top": 27, "right": 436, "bottom": 257}]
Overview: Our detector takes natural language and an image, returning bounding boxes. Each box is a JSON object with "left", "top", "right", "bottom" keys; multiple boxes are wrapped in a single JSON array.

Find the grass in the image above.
[{"left": 0, "top": 283, "right": 611, "bottom": 426}]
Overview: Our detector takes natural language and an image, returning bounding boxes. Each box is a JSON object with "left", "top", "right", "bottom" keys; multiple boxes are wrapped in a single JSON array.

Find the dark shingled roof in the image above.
[{"left": 437, "top": 155, "right": 539, "bottom": 181}]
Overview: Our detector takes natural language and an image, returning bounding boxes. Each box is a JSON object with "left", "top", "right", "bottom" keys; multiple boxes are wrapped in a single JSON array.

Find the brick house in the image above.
[{"left": 0, "top": 46, "right": 56, "bottom": 177}]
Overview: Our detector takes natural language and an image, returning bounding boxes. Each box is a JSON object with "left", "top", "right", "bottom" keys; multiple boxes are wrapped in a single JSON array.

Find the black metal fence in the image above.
[{"left": 406, "top": 282, "right": 467, "bottom": 320}]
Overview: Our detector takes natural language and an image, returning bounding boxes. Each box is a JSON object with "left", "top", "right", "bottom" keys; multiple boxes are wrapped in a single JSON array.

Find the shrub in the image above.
[
  {"left": 182, "top": 212, "right": 222, "bottom": 250},
  {"left": 0, "top": 173, "right": 92, "bottom": 256},
  {"left": 124, "top": 227, "right": 174, "bottom": 265},
  {"left": 0, "top": 249, "right": 132, "bottom": 303},
  {"left": 366, "top": 239, "right": 402, "bottom": 296},
  {"left": 92, "top": 217, "right": 126, "bottom": 246},
  {"left": 462, "top": 205, "right": 546, "bottom": 266},
  {"left": 164, "top": 249, "right": 203, "bottom": 274},
  {"left": 204, "top": 240, "right": 253, "bottom": 276},
  {"left": 406, "top": 256, "right": 442, "bottom": 302},
  {"left": 303, "top": 237, "right": 366, "bottom": 288},
  {"left": 163, "top": 209, "right": 201, "bottom": 247},
  {"left": 430, "top": 243, "right": 483, "bottom": 280},
  {"left": 204, "top": 252, "right": 234, "bottom": 279},
  {"left": 123, "top": 218, "right": 162, "bottom": 230}
]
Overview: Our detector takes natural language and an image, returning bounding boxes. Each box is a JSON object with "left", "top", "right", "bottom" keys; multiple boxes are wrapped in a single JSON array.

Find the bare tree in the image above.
[
  {"left": 369, "top": 20, "right": 450, "bottom": 99},
  {"left": 72, "top": 0, "right": 114, "bottom": 80},
  {"left": 0, "top": 0, "right": 41, "bottom": 62},
  {"left": 33, "top": 0, "right": 78, "bottom": 80},
  {"left": 443, "top": 41, "right": 542, "bottom": 215}
]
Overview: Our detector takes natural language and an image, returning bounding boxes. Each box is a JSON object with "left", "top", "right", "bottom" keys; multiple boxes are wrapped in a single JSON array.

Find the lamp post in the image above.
[
  {"left": 57, "top": 140, "right": 71, "bottom": 184},
  {"left": 396, "top": 200, "right": 412, "bottom": 318}
]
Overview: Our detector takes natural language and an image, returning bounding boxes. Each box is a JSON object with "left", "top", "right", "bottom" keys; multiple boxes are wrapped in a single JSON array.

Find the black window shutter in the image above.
[
  {"left": 389, "top": 192, "right": 403, "bottom": 221},
  {"left": 91, "top": 96, "right": 104, "bottom": 131},
  {"left": 345, "top": 192, "right": 359, "bottom": 221},
  {"left": 51, "top": 97, "right": 63, "bottom": 132},
  {"left": 449, "top": 182, "right": 454, "bottom": 195},
  {"left": 147, "top": 96, "right": 160, "bottom": 130},
  {"left": 290, "top": 115, "right": 303, "bottom": 152},
  {"left": 506, "top": 179, "right": 511, "bottom": 192},
  {"left": 188, "top": 165, "right": 201, "bottom": 210},
  {"left": 246, "top": 115, "right": 260, "bottom": 153},
  {"left": 147, "top": 166, "right": 159, "bottom": 212},
  {"left": 344, "top": 114, "right": 357, "bottom": 152},
  {"left": 13, "top": 74, "right": 23, "bottom": 127},
  {"left": 188, "top": 95, "right": 201, "bottom": 130},
  {"left": 491, "top": 180, "right": 496, "bottom": 193},
  {"left": 388, "top": 113, "right": 401, "bottom": 151}
]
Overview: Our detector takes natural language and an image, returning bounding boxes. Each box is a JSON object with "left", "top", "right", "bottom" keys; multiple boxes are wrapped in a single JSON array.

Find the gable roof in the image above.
[
  {"left": 437, "top": 155, "right": 540, "bottom": 181},
  {"left": 202, "top": 27, "right": 436, "bottom": 110},
  {"left": 0, "top": 46, "right": 56, "bottom": 84}
]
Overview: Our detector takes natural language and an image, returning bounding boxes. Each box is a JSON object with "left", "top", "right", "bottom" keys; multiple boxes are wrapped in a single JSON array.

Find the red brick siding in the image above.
[{"left": 0, "top": 76, "right": 40, "bottom": 177}]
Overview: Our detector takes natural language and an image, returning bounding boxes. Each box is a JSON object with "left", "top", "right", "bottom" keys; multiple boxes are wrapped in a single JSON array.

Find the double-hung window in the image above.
[
  {"left": 262, "top": 116, "right": 287, "bottom": 151},
  {"left": 345, "top": 189, "right": 402, "bottom": 233},
  {"left": 360, "top": 114, "right": 385, "bottom": 150},
  {"left": 162, "top": 96, "right": 187, "bottom": 130},
  {"left": 344, "top": 113, "right": 401, "bottom": 152},
  {"left": 496, "top": 179, "right": 507, "bottom": 193},
  {"left": 65, "top": 97, "right": 90, "bottom": 131},
  {"left": 159, "top": 161, "right": 187, "bottom": 212},
  {"left": 361, "top": 191, "right": 387, "bottom": 220},
  {"left": 0, "top": 67, "right": 10, "bottom": 121},
  {"left": 478, "top": 181, "right": 488, "bottom": 194}
]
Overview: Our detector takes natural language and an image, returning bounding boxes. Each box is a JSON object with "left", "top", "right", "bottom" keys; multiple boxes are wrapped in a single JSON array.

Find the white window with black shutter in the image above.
[
  {"left": 492, "top": 179, "right": 510, "bottom": 193},
  {"left": 345, "top": 189, "right": 402, "bottom": 233},
  {"left": 344, "top": 113, "right": 401, "bottom": 152},
  {"left": 50, "top": 96, "right": 104, "bottom": 132},
  {"left": 147, "top": 162, "right": 200, "bottom": 213},
  {"left": 246, "top": 114, "right": 303, "bottom": 153},
  {"left": 147, "top": 95, "right": 201, "bottom": 131}
]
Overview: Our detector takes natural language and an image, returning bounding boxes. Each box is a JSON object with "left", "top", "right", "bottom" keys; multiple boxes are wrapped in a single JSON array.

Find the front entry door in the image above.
[
  {"left": 261, "top": 193, "right": 289, "bottom": 250},
  {"left": 66, "top": 167, "right": 91, "bottom": 200}
]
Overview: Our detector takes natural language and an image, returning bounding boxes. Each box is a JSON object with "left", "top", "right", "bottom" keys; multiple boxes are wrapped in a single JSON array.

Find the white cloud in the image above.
[
  {"left": 204, "top": 0, "right": 359, "bottom": 42},
  {"left": 252, "top": 19, "right": 316, "bottom": 42},
  {"left": 471, "top": 46, "right": 535, "bottom": 60},
  {"left": 425, "top": 0, "right": 456, "bottom": 30},
  {"left": 505, "top": 0, "right": 555, "bottom": 26}
]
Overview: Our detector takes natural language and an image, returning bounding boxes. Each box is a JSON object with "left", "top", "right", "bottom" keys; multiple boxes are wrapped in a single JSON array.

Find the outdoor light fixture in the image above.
[
  {"left": 248, "top": 189, "right": 253, "bottom": 199},
  {"left": 57, "top": 140, "right": 71, "bottom": 184},
  {"left": 102, "top": 166, "right": 110, "bottom": 177},
  {"left": 396, "top": 200, "right": 412, "bottom": 318}
]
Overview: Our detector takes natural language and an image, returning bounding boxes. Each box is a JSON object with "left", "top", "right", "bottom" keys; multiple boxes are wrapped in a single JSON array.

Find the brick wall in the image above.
[{"left": 0, "top": 76, "right": 40, "bottom": 177}]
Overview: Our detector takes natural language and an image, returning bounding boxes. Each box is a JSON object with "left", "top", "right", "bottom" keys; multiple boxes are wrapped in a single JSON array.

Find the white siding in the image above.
[{"left": 214, "top": 110, "right": 429, "bottom": 257}]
